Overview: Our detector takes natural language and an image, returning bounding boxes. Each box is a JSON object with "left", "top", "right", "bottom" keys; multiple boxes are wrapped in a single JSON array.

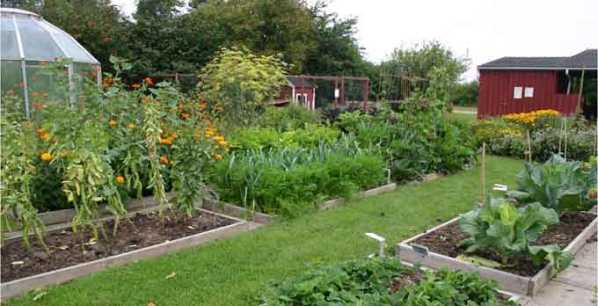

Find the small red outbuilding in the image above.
[
  {"left": 273, "top": 76, "right": 316, "bottom": 110},
  {"left": 477, "top": 49, "right": 597, "bottom": 118}
]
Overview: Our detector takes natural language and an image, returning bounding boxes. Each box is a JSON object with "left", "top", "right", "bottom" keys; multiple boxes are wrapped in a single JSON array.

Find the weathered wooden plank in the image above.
[{"left": 0, "top": 220, "right": 260, "bottom": 300}]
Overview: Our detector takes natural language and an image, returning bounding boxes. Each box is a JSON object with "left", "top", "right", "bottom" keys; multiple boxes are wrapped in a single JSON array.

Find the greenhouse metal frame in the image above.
[{"left": 1, "top": 8, "right": 101, "bottom": 117}]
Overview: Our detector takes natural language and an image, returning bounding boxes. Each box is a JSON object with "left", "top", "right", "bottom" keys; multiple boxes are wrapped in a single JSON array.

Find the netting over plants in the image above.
[{"left": 0, "top": 8, "right": 101, "bottom": 116}]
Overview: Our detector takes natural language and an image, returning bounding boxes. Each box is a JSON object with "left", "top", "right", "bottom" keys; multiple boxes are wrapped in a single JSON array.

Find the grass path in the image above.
[{"left": 6, "top": 156, "right": 523, "bottom": 306}]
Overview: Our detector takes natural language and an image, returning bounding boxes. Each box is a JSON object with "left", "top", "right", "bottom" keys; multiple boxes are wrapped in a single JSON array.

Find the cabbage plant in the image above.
[
  {"left": 460, "top": 198, "right": 571, "bottom": 271},
  {"left": 513, "top": 154, "right": 595, "bottom": 212}
]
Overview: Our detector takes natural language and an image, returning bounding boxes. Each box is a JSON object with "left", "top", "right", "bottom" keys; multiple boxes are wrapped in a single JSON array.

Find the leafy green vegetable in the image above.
[
  {"left": 515, "top": 154, "right": 595, "bottom": 212},
  {"left": 528, "top": 245, "right": 574, "bottom": 276},
  {"left": 460, "top": 198, "right": 563, "bottom": 266},
  {"left": 260, "top": 258, "right": 505, "bottom": 306}
]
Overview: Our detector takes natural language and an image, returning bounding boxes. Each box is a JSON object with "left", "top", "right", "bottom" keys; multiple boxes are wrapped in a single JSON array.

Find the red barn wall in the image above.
[{"left": 477, "top": 70, "right": 578, "bottom": 118}]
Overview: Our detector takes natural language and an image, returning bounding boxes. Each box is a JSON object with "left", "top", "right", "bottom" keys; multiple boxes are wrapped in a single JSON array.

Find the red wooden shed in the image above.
[
  {"left": 273, "top": 76, "right": 317, "bottom": 110},
  {"left": 477, "top": 49, "right": 597, "bottom": 118}
]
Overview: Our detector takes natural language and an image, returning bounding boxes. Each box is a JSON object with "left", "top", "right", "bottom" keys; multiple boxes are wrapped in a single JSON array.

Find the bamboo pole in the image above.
[
  {"left": 563, "top": 117, "right": 567, "bottom": 160},
  {"left": 558, "top": 118, "right": 564, "bottom": 155},
  {"left": 481, "top": 143, "right": 486, "bottom": 206},
  {"left": 526, "top": 129, "right": 532, "bottom": 162},
  {"left": 576, "top": 68, "right": 585, "bottom": 115}
]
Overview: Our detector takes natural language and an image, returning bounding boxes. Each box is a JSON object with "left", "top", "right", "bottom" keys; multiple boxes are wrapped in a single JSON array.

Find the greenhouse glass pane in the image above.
[
  {"left": 16, "top": 17, "right": 64, "bottom": 60},
  {"left": 0, "top": 60, "right": 25, "bottom": 101},
  {"left": 49, "top": 26, "right": 96, "bottom": 63},
  {"left": 1, "top": 17, "right": 20, "bottom": 59},
  {"left": 26, "top": 61, "right": 69, "bottom": 109}
]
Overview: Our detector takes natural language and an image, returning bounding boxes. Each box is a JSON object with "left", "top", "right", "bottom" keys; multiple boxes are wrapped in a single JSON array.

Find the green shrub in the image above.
[
  {"left": 259, "top": 104, "right": 321, "bottom": 131},
  {"left": 260, "top": 258, "right": 503, "bottom": 306},
  {"left": 341, "top": 107, "right": 476, "bottom": 181}
]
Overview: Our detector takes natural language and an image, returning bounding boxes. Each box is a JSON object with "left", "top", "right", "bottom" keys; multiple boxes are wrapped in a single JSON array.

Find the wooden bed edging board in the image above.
[
  {"left": 0, "top": 217, "right": 261, "bottom": 301},
  {"left": 203, "top": 183, "right": 398, "bottom": 220},
  {"left": 9, "top": 192, "right": 177, "bottom": 229},
  {"left": 395, "top": 213, "right": 598, "bottom": 296},
  {"left": 202, "top": 199, "right": 274, "bottom": 224},
  {"left": 320, "top": 183, "right": 397, "bottom": 210}
]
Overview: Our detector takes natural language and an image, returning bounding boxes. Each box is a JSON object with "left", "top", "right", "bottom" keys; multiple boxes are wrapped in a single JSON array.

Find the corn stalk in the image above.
[
  {"left": 62, "top": 149, "right": 126, "bottom": 238},
  {"left": 143, "top": 98, "right": 168, "bottom": 216},
  {"left": 0, "top": 120, "right": 47, "bottom": 250}
]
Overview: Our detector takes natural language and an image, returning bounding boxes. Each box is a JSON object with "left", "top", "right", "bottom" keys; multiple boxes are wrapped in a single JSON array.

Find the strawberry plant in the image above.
[{"left": 260, "top": 258, "right": 506, "bottom": 305}]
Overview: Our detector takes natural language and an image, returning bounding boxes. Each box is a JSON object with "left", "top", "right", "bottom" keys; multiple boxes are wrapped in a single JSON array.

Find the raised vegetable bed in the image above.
[
  {"left": 1, "top": 206, "right": 259, "bottom": 300},
  {"left": 396, "top": 211, "right": 597, "bottom": 296}
]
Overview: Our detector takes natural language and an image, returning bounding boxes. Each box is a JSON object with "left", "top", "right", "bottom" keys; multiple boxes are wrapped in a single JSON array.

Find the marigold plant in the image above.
[{"left": 503, "top": 109, "right": 560, "bottom": 126}]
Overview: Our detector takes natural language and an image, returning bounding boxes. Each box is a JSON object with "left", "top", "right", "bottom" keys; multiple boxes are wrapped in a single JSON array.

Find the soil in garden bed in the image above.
[
  {"left": 411, "top": 212, "right": 596, "bottom": 277},
  {"left": 1, "top": 209, "right": 237, "bottom": 282}
]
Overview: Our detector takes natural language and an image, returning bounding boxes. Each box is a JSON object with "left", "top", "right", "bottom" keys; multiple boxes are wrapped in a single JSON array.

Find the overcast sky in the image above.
[{"left": 111, "top": 0, "right": 597, "bottom": 81}]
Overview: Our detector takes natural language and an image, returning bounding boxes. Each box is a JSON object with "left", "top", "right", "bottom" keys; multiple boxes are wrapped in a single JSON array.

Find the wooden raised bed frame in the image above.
[
  {"left": 1, "top": 203, "right": 261, "bottom": 301},
  {"left": 1, "top": 182, "right": 402, "bottom": 300},
  {"left": 396, "top": 213, "right": 598, "bottom": 296}
]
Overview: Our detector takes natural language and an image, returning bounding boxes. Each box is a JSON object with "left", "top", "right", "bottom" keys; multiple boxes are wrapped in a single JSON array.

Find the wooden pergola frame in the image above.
[{"left": 289, "top": 75, "right": 370, "bottom": 110}]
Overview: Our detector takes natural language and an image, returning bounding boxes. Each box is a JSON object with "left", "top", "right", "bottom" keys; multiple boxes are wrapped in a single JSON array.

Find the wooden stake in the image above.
[
  {"left": 481, "top": 143, "right": 486, "bottom": 206},
  {"left": 526, "top": 129, "right": 532, "bottom": 162},
  {"left": 563, "top": 118, "right": 567, "bottom": 160},
  {"left": 558, "top": 118, "right": 564, "bottom": 154},
  {"left": 576, "top": 68, "right": 585, "bottom": 115}
]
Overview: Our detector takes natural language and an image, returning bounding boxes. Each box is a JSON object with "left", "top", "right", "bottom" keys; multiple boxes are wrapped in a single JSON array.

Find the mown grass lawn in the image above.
[{"left": 6, "top": 156, "right": 524, "bottom": 306}]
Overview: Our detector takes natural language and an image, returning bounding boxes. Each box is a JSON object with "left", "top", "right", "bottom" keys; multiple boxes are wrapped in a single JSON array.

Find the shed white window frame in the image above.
[
  {"left": 524, "top": 87, "right": 534, "bottom": 98},
  {"left": 513, "top": 86, "right": 523, "bottom": 99}
]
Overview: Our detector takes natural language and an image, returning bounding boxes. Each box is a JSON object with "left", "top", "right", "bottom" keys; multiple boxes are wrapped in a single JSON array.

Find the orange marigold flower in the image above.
[
  {"left": 40, "top": 152, "right": 52, "bottom": 162},
  {"left": 102, "top": 76, "right": 114, "bottom": 89},
  {"left": 32, "top": 102, "right": 45, "bottom": 110},
  {"left": 115, "top": 175, "right": 125, "bottom": 184},
  {"left": 144, "top": 77, "right": 154, "bottom": 86},
  {"left": 180, "top": 112, "right": 190, "bottom": 120},
  {"left": 159, "top": 137, "right": 172, "bottom": 146},
  {"left": 109, "top": 119, "right": 117, "bottom": 128},
  {"left": 159, "top": 155, "right": 170, "bottom": 165},
  {"left": 39, "top": 132, "right": 50, "bottom": 141}
]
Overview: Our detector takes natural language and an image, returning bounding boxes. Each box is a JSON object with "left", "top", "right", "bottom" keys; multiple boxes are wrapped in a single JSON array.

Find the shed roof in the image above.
[
  {"left": 287, "top": 76, "right": 315, "bottom": 88},
  {"left": 479, "top": 49, "right": 597, "bottom": 70}
]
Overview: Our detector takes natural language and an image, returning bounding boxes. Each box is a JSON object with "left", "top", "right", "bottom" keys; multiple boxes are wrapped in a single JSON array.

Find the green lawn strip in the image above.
[
  {"left": 5, "top": 156, "right": 523, "bottom": 306},
  {"left": 447, "top": 111, "right": 477, "bottom": 124}
]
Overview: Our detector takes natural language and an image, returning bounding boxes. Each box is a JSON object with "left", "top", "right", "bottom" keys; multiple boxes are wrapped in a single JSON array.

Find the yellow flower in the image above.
[
  {"left": 115, "top": 175, "right": 125, "bottom": 184},
  {"left": 109, "top": 119, "right": 117, "bottom": 128},
  {"left": 40, "top": 152, "right": 52, "bottom": 162},
  {"left": 213, "top": 154, "right": 223, "bottom": 160},
  {"left": 127, "top": 123, "right": 136, "bottom": 129}
]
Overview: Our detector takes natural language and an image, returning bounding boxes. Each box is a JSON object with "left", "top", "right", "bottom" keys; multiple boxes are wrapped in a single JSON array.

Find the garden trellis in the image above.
[{"left": 0, "top": 8, "right": 101, "bottom": 117}]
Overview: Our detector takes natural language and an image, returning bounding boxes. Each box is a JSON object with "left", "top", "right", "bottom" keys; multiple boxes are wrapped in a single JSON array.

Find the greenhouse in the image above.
[{"left": 0, "top": 8, "right": 100, "bottom": 117}]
